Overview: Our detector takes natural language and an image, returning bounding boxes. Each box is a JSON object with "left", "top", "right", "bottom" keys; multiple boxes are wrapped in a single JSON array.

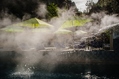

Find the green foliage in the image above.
[
  {"left": 91, "top": 0, "right": 119, "bottom": 14},
  {"left": 47, "top": 3, "right": 58, "bottom": 19}
]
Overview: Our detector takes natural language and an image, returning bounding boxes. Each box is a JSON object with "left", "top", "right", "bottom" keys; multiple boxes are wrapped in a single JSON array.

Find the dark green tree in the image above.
[
  {"left": 46, "top": 3, "right": 58, "bottom": 20},
  {"left": 90, "top": 0, "right": 119, "bottom": 14}
]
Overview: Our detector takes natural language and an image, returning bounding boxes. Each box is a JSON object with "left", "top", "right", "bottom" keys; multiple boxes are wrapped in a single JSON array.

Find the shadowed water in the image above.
[
  {"left": 1, "top": 64, "right": 119, "bottom": 79},
  {"left": 0, "top": 50, "right": 119, "bottom": 79}
]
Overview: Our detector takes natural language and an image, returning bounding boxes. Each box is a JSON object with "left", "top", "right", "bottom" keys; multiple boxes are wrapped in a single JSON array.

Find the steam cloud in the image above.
[{"left": 36, "top": 3, "right": 48, "bottom": 18}]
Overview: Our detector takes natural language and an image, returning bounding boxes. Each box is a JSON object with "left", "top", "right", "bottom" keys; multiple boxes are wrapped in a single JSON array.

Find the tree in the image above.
[
  {"left": 46, "top": 3, "right": 58, "bottom": 20},
  {"left": 90, "top": 0, "right": 119, "bottom": 14},
  {"left": 0, "top": 0, "right": 39, "bottom": 19}
]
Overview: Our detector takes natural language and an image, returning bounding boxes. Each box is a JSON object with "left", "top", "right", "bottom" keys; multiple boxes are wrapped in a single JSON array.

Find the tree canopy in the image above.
[
  {"left": 0, "top": 0, "right": 74, "bottom": 19},
  {"left": 90, "top": 0, "right": 119, "bottom": 14}
]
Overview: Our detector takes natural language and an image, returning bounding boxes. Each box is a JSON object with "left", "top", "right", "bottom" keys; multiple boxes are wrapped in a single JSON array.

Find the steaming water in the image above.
[
  {"left": 0, "top": 4, "right": 119, "bottom": 79},
  {"left": 1, "top": 64, "right": 119, "bottom": 79},
  {"left": 0, "top": 22, "right": 119, "bottom": 79},
  {"left": 0, "top": 0, "right": 118, "bottom": 79},
  {"left": 0, "top": 50, "right": 119, "bottom": 79}
]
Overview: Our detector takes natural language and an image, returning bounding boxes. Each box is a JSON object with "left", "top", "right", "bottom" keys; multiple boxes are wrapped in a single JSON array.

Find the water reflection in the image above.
[
  {"left": 9, "top": 71, "right": 112, "bottom": 79},
  {"left": 0, "top": 64, "right": 117, "bottom": 79},
  {"left": 0, "top": 51, "right": 119, "bottom": 79}
]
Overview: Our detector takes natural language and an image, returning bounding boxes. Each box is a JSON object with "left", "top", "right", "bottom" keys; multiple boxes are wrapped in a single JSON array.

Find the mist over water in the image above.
[{"left": 0, "top": 1, "right": 119, "bottom": 78}]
